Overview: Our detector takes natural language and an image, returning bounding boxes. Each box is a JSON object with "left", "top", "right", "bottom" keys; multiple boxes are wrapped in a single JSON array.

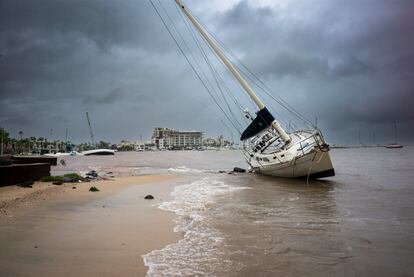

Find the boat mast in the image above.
[
  {"left": 86, "top": 112, "right": 96, "bottom": 147},
  {"left": 174, "top": 0, "right": 291, "bottom": 144},
  {"left": 394, "top": 120, "right": 398, "bottom": 143}
]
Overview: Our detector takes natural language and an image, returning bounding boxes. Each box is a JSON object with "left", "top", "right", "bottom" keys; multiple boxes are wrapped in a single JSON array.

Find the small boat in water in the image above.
[
  {"left": 82, "top": 112, "right": 115, "bottom": 156},
  {"left": 385, "top": 143, "right": 403, "bottom": 149},
  {"left": 155, "top": 0, "right": 335, "bottom": 178},
  {"left": 45, "top": 151, "right": 83, "bottom": 157},
  {"left": 385, "top": 121, "right": 403, "bottom": 149},
  {"left": 82, "top": 149, "right": 115, "bottom": 156}
]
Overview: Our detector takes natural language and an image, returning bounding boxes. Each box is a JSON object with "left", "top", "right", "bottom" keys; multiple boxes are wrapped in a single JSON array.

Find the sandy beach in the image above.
[
  {"left": 1, "top": 150, "right": 414, "bottom": 276},
  {"left": 0, "top": 174, "right": 185, "bottom": 276}
]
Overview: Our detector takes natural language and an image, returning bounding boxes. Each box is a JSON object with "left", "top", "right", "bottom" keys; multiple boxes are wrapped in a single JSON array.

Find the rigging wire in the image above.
[
  {"left": 150, "top": 0, "right": 241, "bottom": 135},
  {"left": 152, "top": 0, "right": 315, "bottom": 141},
  {"left": 192, "top": 98, "right": 237, "bottom": 139},
  {"left": 187, "top": 10, "right": 300, "bottom": 130},
  {"left": 175, "top": 4, "right": 245, "bottom": 131},
  {"left": 157, "top": 0, "right": 214, "bottom": 93},
  {"left": 155, "top": 0, "right": 242, "bottom": 134},
  {"left": 178, "top": 6, "right": 255, "bottom": 127},
  {"left": 193, "top": 14, "right": 316, "bottom": 129}
]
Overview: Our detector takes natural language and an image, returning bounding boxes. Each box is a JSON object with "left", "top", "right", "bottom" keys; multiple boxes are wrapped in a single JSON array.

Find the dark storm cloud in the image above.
[
  {"left": 209, "top": 0, "right": 414, "bottom": 143},
  {"left": 84, "top": 88, "right": 127, "bottom": 104},
  {"left": 0, "top": 0, "right": 200, "bottom": 141},
  {"left": 215, "top": 0, "right": 413, "bottom": 80},
  {"left": 0, "top": 0, "right": 413, "bottom": 144},
  {"left": 0, "top": 0, "right": 165, "bottom": 50}
]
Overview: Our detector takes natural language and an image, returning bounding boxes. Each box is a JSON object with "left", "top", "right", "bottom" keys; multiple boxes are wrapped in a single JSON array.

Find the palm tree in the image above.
[
  {"left": 17, "top": 131, "right": 24, "bottom": 153},
  {"left": 0, "top": 127, "right": 4, "bottom": 155}
]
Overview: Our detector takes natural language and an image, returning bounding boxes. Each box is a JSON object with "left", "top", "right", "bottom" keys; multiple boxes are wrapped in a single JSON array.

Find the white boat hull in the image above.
[
  {"left": 251, "top": 148, "right": 335, "bottom": 178},
  {"left": 246, "top": 131, "right": 335, "bottom": 179},
  {"left": 82, "top": 149, "right": 115, "bottom": 156},
  {"left": 44, "top": 151, "right": 83, "bottom": 157},
  {"left": 385, "top": 144, "right": 403, "bottom": 149}
]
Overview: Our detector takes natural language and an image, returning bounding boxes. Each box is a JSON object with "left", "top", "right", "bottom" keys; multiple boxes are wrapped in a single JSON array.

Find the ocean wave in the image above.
[
  {"left": 167, "top": 166, "right": 206, "bottom": 173},
  {"left": 143, "top": 177, "right": 249, "bottom": 276}
]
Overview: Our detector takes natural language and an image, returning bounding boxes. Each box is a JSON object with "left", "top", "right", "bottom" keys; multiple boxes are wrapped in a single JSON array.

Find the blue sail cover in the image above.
[{"left": 240, "top": 107, "right": 275, "bottom": 140}]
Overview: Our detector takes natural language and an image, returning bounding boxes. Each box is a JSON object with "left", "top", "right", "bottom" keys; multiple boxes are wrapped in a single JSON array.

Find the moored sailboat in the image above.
[
  {"left": 161, "top": 0, "right": 335, "bottom": 178},
  {"left": 385, "top": 121, "right": 403, "bottom": 149},
  {"left": 82, "top": 112, "right": 115, "bottom": 156}
]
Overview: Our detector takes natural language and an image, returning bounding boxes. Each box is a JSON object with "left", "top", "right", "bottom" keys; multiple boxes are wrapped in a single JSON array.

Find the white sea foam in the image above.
[
  {"left": 143, "top": 177, "right": 249, "bottom": 276},
  {"left": 167, "top": 166, "right": 205, "bottom": 173}
]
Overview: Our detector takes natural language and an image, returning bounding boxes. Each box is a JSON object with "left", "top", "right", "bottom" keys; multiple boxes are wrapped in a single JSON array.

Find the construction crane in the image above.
[{"left": 86, "top": 112, "right": 96, "bottom": 147}]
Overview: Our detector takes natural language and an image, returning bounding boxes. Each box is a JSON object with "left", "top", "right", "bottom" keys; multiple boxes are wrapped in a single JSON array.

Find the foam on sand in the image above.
[{"left": 143, "top": 177, "right": 249, "bottom": 276}]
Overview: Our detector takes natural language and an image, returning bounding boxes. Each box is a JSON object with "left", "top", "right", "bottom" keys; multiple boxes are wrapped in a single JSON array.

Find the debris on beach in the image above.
[
  {"left": 16, "top": 181, "right": 34, "bottom": 188},
  {"left": 86, "top": 170, "right": 98, "bottom": 178},
  {"left": 41, "top": 173, "right": 83, "bottom": 184},
  {"left": 89, "top": 186, "right": 100, "bottom": 192},
  {"left": 144, "top": 195, "right": 154, "bottom": 200},
  {"left": 233, "top": 167, "right": 247, "bottom": 173}
]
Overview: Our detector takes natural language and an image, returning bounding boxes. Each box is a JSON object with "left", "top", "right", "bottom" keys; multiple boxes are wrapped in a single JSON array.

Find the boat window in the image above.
[{"left": 263, "top": 158, "right": 269, "bottom": 162}]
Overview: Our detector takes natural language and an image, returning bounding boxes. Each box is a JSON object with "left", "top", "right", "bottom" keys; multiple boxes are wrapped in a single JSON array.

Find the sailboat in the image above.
[
  {"left": 82, "top": 112, "right": 115, "bottom": 156},
  {"left": 385, "top": 121, "right": 403, "bottom": 149},
  {"left": 163, "top": 0, "right": 335, "bottom": 178}
]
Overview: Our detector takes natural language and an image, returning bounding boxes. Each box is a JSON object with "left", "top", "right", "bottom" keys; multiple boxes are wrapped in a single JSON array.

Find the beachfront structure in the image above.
[
  {"left": 134, "top": 141, "right": 156, "bottom": 151},
  {"left": 116, "top": 140, "right": 156, "bottom": 151},
  {"left": 203, "top": 136, "right": 232, "bottom": 148},
  {"left": 152, "top": 128, "right": 203, "bottom": 150}
]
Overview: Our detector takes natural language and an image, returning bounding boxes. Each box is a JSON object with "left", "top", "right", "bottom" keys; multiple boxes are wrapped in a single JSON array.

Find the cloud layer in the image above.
[{"left": 0, "top": 0, "right": 413, "bottom": 144}]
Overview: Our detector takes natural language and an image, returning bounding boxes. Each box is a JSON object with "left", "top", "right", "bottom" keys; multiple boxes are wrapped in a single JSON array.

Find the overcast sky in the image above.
[{"left": 0, "top": 0, "right": 413, "bottom": 145}]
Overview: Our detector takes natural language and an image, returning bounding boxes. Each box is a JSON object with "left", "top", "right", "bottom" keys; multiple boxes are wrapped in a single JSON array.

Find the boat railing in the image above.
[
  {"left": 297, "top": 131, "right": 329, "bottom": 156},
  {"left": 244, "top": 129, "right": 329, "bottom": 159}
]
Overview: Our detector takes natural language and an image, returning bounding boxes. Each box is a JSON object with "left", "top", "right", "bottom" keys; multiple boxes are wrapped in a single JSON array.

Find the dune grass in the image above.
[
  {"left": 40, "top": 173, "right": 83, "bottom": 182},
  {"left": 40, "top": 175, "right": 64, "bottom": 182}
]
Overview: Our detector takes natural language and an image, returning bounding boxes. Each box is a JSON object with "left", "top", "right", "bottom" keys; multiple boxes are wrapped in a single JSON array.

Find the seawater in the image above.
[
  {"left": 143, "top": 177, "right": 250, "bottom": 276},
  {"left": 54, "top": 148, "right": 414, "bottom": 276}
]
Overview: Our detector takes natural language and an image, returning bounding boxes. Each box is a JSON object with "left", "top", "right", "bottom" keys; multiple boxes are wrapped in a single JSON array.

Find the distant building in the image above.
[
  {"left": 134, "top": 141, "right": 156, "bottom": 151},
  {"left": 116, "top": 140, "right": 135, "bottom": 151},
  {"left": 134, "top": 141, "right": 145, "bottom": 151},
  {"left": 116, "top": 140, "right": 156, "bottom": 151},
  {"left": 203, "top": 135, "right": 232, "bottom": 148},
  {"left": 152, "top": 127, "right": 203, "bottom": 150},
  {"left": 203, "top": 137, "right": 217, "bottom": 147}
]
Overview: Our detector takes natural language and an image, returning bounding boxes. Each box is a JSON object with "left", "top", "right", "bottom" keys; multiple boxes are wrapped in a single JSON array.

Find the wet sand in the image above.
[{"left": 0, "top": 174, "right": 184, "bottom": 276}]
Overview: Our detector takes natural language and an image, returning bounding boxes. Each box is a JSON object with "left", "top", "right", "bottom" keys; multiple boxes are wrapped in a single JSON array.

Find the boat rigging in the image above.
[{"left": 151, "top": 0, "right": 335, "bottom": 178}]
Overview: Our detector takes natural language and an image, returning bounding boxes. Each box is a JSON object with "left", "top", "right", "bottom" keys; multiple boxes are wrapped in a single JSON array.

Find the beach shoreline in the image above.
[{"left": 0, "top": 174, "right": 185, "bottom": 276}]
